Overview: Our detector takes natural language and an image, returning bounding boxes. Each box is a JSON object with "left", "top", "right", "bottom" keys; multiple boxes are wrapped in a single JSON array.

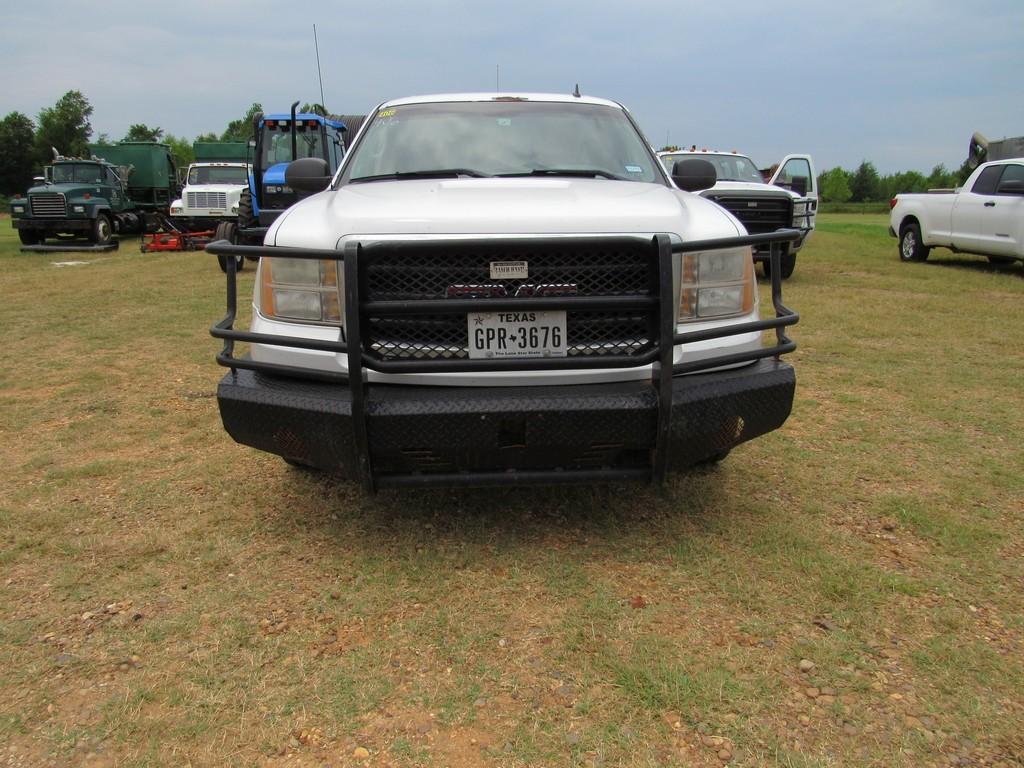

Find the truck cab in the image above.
[
  {"left": 10, "top": 158, "right": 131, "bottom": 245},
  {"left": 657, "top": 150, "right": 817, "bottom": 279},
  {"left": 170, "top": 161, "right": 251, "bottom": 230}
]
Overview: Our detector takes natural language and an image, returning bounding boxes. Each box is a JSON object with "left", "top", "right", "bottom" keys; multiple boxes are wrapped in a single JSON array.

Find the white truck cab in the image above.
[
  {"left": 170, "top": 162, "right": 250, "bottom": 230},
  {"left": 208, "top": 93, "right": 801, "bottom": 490},
  {"left": 658, "top": 150, "right": 817, "bottom": 279}
]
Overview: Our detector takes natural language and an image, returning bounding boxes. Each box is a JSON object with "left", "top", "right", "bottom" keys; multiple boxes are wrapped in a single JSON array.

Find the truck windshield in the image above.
[
  {"left": 260, "top": 125, "right": 325, "bottom": 167},
  {"left": 188, "top": 166, "right": 249, "bottom": 185},
  {"left": 660, "top": 153, "right": 764, "bottom": 184},
  {"left": 345, "top": 101, "right": 660, "bottom": 183},
  {"left": 51, "top": 163, "right": 104, "bottom": 184}
]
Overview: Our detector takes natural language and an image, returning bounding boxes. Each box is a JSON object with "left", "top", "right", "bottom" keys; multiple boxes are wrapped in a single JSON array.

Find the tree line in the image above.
[
  {"left": 817, "top": 160, "right": 974, "bottom": 203},
  {"left": 0, "top": 90, "right": 277, "bottom": 196},
  {"left": 2, "top": 90, "right": 978, "bottom": 203}
]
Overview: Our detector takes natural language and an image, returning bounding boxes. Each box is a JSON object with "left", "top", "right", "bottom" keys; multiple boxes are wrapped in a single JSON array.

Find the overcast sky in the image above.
[{"left": 3, "top": 0, "right": 1021, "bottom": 174}]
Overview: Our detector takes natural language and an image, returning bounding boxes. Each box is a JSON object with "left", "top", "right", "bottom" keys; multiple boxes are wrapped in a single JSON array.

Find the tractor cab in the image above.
[
  {"left": 253, "top": 113, "right": 346, "bottom": 223},
  {"left": 238, "top": 104, "right": 350, "bottom": 241}
]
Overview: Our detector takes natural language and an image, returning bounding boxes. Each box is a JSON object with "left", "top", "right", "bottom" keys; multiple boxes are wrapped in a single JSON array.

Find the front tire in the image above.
[
  {"left": 214, "top": 221, "right": 243, "bottom": 273},
  {"left": 899, "top": 222, "right": 928, "bottom": 262},
  {"left": 762, "top": 249, "right": 797, "bottom": 280},
  {"left": 17, "top": 229, "right": 41, "bottom": 246},
  {"left": 90, "top": 214, "right": 113, "bottom": 245}
]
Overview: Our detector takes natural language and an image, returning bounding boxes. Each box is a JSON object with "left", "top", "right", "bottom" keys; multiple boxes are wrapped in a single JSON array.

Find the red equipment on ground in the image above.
[
  {"left": 141, "top": 229, "right": 214, "bottom": 252},
  {"left": 140, "top": 212, "right": 214, "bottom": 252}
]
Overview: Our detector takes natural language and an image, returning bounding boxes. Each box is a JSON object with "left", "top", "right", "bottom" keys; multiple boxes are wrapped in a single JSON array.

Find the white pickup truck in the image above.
[
  {"left": 207, "top": 93, "right": 800, "bottom": 490},
  {"left": 657, "top": 150, "right": 817, "bottom": 280},
  {"left": 890, "top": 158, "right": 1024, "bottom": 265}
]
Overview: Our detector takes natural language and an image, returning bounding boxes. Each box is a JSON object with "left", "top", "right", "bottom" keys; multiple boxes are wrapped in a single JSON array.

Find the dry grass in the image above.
[{"left": 0, "top": 217, "right": 1022, "bottom": 767}]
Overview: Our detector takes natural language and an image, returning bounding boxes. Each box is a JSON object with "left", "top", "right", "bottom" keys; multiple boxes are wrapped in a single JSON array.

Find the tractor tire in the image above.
[
  {"left": 899, "top": 221, "right": 929, "bottom": 262},
  {"left": 89, "top": 214, "right": 113, "bottom": 245},
  {"left": 238, "top": 188, "right": 255, "bottom": 230},
  {"left": 762, "top": 249, "right": 797, "bottom": 280},
  {"left": 214, "top": 221, "right": 244, "bottom": 273},
  {"left": 17, "top": 229, "right": 41, "bottom": 246}
]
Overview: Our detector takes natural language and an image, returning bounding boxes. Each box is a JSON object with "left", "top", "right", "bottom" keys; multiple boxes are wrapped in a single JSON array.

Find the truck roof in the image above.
[
  {"left": 263, "top": 113, "right": 347, "bottom": 130},
  {"left": 379, "top": 93, "right": 624, "bottom": 109},
  {"left": 659, "top": 150, "right": 751, "bottom": 158}
]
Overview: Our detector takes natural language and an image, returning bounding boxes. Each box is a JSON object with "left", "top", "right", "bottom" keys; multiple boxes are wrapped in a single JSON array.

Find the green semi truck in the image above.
[{"left": 9, "top": 141, "right": 178, "bottom": 246}]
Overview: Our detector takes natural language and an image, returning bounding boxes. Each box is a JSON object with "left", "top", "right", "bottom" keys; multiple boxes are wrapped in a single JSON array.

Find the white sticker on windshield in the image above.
[
  {"left": 497, "top": 118, "right": 511, "bottom": 127},
  {"left": 625, "top": 165, "right": 643, "bottom": 174}
]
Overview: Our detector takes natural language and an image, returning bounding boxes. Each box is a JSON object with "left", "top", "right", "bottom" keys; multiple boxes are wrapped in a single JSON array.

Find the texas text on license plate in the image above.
[{"left": 467, "top": 311, "right": 567, "bottom": 359}]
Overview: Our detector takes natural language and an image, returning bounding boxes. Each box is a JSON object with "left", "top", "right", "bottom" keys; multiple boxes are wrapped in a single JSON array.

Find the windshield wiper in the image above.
[
  {"left": 497, "top": 168, "right": 626, "bottom": 181},
  {"left": 350, "top": 168, "right": 492, "bottom": 183}
]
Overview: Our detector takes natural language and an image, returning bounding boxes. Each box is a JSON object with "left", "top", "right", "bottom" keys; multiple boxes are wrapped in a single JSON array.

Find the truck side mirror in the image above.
[
  {"left": 789, "top": 176, "right": 808, "bottom": 196},
  {"left": 286, "top": 157, "right": 332, "bottom": 192},
  {"left": 996, "top": 179, "right": 1024, "bottom": 195},
  {"left": 671, "top": 159, "right": 717, "bottom": 192}
]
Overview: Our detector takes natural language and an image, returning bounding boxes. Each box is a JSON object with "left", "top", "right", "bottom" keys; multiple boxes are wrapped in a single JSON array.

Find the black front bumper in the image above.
[
  {"left": 208, "top": 231, "right": 801, "bottom": 489},
  {"left": 218, "top": 359, "right": 794, "bottom": 488},
  {"left": 13, "top": 218, "right": 91, "bottom": 233}
]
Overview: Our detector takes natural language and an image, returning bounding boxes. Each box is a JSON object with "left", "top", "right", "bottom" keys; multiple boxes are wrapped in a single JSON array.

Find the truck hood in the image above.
[
  {"left": 704, "top": 181, "right": 798, "bottom": 199},
  {"left": 262, "top": 163, "right": 290, "bottom": 186},
  {"left": 269, "top": 178, "right": 742, "bottom": 248},
  {"left": 28, "top": 183, "right": 105, "bottom": 199}
]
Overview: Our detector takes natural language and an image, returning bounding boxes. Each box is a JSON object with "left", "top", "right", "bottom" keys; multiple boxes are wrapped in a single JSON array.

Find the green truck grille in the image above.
[{"left": 30, "top": 193, "right": 66, "bottom": 217}]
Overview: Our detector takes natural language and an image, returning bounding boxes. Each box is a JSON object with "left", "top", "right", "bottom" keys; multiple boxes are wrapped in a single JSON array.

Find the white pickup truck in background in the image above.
[
  {"left": 889, "top": 158, "right": 1024, "bottom": 265},
  {"left": 657, "top": 150, "right": 817, "bottom": 280}
]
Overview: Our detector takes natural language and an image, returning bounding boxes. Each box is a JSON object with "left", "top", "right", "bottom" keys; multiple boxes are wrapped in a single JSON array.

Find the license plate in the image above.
[{"left": 467, "top": 311, "right": 567, "bottom": 359}]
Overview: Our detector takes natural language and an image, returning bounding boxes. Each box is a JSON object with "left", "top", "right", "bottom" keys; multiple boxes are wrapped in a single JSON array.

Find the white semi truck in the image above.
[{"left": 207, "top": 93, "right": 801, "bottom": 490}]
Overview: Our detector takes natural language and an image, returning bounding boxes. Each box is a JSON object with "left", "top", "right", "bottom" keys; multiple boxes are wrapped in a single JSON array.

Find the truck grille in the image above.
[
  {"left": 29, "top": 193, "right": 66, "bottom": 217},
  {"left": 705, "top": 194, "right": 791, "bottom": 234},
  {"left": 362, "top": 240, "right": 657, "bottom": 361},
  {"left": 187, "top": 191, "right": 228, "bottom": 209}
]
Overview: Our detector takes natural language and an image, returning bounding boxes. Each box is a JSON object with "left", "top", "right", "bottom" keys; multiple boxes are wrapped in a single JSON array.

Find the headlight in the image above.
[
  {"left": 72, "top": 205, "right": 85, "bottom": 213},
  {"left": 678, "top": 246, "right": 755, "bottom": 322},
  {"left": 231, "top": 205, "right": 238, "bottom": 214},
  {"left": 792, "top": 200, "right": 810, "bottom": 226},
  {"left": 12, "top": 205, "right": 24, "bottom": 214},
  {"left": 265, "top": 185, "right": 285, "bottom": 194},
  {"left": 259, "top": 257, "right": 343, "bottom": 325},
  {"left": 170, "top": 206, "right": 183, "bottom": 215}
]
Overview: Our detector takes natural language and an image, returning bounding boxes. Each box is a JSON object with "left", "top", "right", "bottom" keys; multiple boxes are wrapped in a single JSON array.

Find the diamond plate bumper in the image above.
[{"left": 217, "top": 358, "right": 794, "bottom": 487}]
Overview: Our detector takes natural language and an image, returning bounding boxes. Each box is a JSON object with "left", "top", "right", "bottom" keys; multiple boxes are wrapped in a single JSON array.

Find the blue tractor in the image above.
[{"left": 214, "top": 102, "right": 364, "bottom": 271}]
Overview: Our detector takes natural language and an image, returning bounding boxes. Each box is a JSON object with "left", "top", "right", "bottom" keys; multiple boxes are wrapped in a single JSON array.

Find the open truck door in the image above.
[{"left": 771, "top": 153, "right": 817, "bottom": 233}]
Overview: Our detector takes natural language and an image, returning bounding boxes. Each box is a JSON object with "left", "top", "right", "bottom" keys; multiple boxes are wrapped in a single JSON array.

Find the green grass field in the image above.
[{"left": 1, "top": 216, "right": 1022, "bottom": 767}]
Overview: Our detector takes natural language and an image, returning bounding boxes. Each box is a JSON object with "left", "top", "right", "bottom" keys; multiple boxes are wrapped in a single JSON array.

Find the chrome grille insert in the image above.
[{"left": 29, "top": 193, "right": 66, "bottom": 217}]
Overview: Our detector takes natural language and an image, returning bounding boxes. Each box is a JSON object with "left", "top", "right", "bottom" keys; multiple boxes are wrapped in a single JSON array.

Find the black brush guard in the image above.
[{"left": 208, "top": 232, "right": 799, "bottom": 489}]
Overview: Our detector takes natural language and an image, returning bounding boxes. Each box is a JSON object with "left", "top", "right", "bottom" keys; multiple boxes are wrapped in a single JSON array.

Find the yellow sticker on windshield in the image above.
[{"left": 378, "top": 108, "right": 396, "bottom": 118}]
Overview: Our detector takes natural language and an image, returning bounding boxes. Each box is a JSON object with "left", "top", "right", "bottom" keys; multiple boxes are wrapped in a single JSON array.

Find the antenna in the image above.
[
  {"left": 573, "top": 83, "right": 581, "bottom": 98},
  {"left": 314, "top": 24, "right": 326, "bottom": 114}
]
